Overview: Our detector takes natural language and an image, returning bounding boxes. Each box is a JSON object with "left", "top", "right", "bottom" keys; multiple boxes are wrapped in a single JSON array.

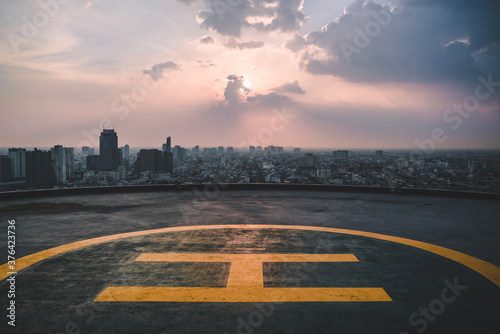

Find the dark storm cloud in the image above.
[
  {"left": 143, "top": 61, "right": 180, "bottom": 81},
  {"left": 180, "top": 0, "right": 307, "bottom": 37},
  {"left": 291, "top": 0, "right": 500, "bottom": 83}
]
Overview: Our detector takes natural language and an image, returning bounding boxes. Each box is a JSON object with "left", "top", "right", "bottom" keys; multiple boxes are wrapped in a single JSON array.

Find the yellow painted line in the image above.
[
  {"left": 94, "top": 287, "right": 392, "bottom": 302},
  {"left": 135, "top": 253, "right": 359, "bottom": 289},
  {"left": 135, "top": 253, "right": 359, "bottom": 263},
  {"left": 1, "top": 225, "right": 499, "bottom": 288}
]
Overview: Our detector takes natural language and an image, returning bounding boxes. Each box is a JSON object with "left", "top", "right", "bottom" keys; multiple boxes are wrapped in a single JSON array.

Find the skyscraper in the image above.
[
  {"left": 51, "top": 145, "right": 75, "bottom": 185},
  {"left": 163, "top": 151, "right": 173, "bottom": 173},
  {"left": 0, "top": 156, "right": 12, "bottom": 183},
  {"left": 135, "top": 149, "right": 163, "bottom": 173},
  {"left": 163, "top": 137, "right": 172, "bottom": 153},
  {"left": 217, "top": 146, "right": 224, "bottom": 156},
  {"left": 8, "top": 148, "right": 26, "bottom": 179},
  {"left": 26, "top": 148, "right": 56, "bottom": 189},
  {"left": 99, "top": 129, "right": 119, "bottom": 170}
]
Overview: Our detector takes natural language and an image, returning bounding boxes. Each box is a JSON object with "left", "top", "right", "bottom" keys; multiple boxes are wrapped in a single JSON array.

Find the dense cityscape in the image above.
[{"left": 1, "top": 129, "right": 499, "bottom": 194}]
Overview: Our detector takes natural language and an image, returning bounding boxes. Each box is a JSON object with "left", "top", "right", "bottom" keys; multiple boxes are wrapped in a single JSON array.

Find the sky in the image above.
[{"left": 0, "top": 0, "right": 499, "bottom": 150}]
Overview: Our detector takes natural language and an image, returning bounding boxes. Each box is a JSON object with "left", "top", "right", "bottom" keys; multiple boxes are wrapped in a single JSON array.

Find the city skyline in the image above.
[{"left": 1, "top": 1, "right": 499, "bottom": 149}]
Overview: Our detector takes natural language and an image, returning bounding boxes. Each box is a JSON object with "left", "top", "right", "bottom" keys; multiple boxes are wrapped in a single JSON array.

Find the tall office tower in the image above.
[
  {"left": 163, "top": 151, "right": 174, "bottom": 173},
  {"left": 173, "top": 146, "right": 187, "bottom": 162},
  {"left": 221, "top": 155, "right": 226, "bottom": 166},
  {"left": 50, "top": 145, "right": 75, "bottom": 185},
  {"left": 217, "top": 146, "right": 224, "bottom": 156},
  {"left": 333, "top": 150, "right": 349, "bottom": 159},
  {"left": 121, "top": 144, "right": 130, "bottom": 159},
  {"left": 256, "top": 146, "right": 263, "bottom": 153},
  {"left": 294, "top": 148, "right": 302, "bottom": 155},
  {"left": 99, "top": 129, "right": 119, "bottom": 170},
  {"left": 277, "top": 146, "right": 284, "bottom": 154},
  {"left": 0, "top": 156, "right": 12, "bottom": 183},
  {"left": 376, "top": 150, "right": 384, "bottom": 157},
  {"left": 135, "top": 149, "right": 163, "bottom": 173},
  {"left": 121, "top": 144, "right": 130, "bottom": 169},
  {"left": 193, "top": 145, "right": 200, "bottom": 155},
  {"left": 26, "top": 148, "right": 56, "bottom": 189},
  {"left": 249, "top": 146, "right": 256, "bottom": 154},
  {"left": 163, "top": 137, "right": 172, "bottom": 153},
  {"left": 305, "top": 153, "right": 314, "bottom": 167},
  {"left": 227, "top": 147, "right": 234, "bottom": 155},
  {"left": 8, "top": 148, "right": 26, "bottom": 179}
]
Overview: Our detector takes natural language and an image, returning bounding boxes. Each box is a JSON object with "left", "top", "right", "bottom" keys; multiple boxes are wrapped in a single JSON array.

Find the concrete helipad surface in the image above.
[{"left": 0, "top": 189, "right": 499, "bottom": 334}]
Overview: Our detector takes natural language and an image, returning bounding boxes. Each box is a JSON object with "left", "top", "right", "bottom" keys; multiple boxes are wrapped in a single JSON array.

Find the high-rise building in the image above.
[
  {"left": 277, "top": 146, "right": 284, "bottom": 154},
  {"left": 8, "top": 148, "right": 26, "bottom": 179},
  {"left": 121, "top": 145, "right": 130, "bottom": 159},
  {"left": 0, "top": 156, "right": 12, "bottom": 183},
  {"left": 227, "top": 147, "right": 234, "bottom": 155},
  {"left": 193, "top": 145, "right": 200, "bottom": 155},
  {"left": 173, "top": 145, "right": 187, "bottom": 162},
  {"left": 50, "top": 145, "right": 75, "bottom": 185},
  {"left": 294, "top": 148, "right": 301, "bottom": 155},
  {"left": 249, "top": 146, "right": 256, "bottom": 154},
  {"left": 166, "top": 137, "right": 171, "bottom": 153},
  {"left": 99, "top": 129, "right": 119, "bottom": 170},
  {"left": 163, "top": 137, "right": 172, "bottom": 153},
  {"left": 376, "top": 150, "right": 384, "bottom": 157},
  {"left": 217, "top": 146, "right": 224, "bottom": 156},
  {"left": 135, "top": 149, "right": 163, "bottom": 173},
  {"left": 26, "top": 149, "right": 56, "bottom": 189},
  {"left": 163, "top": 152, "right": 173, "bottom": 173}
]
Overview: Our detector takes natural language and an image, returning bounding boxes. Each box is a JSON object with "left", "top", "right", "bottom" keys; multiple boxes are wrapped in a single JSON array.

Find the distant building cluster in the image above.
[{"left": 1, "top": 129, "right": 499, "bottom": 193}]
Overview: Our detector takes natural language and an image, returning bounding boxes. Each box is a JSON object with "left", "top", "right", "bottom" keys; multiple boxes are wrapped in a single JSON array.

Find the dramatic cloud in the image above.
[
  {"left": 185, "top": 0, "right": 307, "bottom": 37},
  {"left": 221, "top": 74, "right": 289, "bottom": 108},
  {"left": 143, "top": 61, "right": 180, "bottom": 81},
  {"left": 270, "top": 80, "right": 305, "bottom": 94},
  {"left": 291, "top": 0, "right": 500, "bottom": 83},
  {"left": 199, "top": 35, "right": 215, "bottom": 44},
  {"left": 223, "top": 74, "right": 252, "bottom": 106}
]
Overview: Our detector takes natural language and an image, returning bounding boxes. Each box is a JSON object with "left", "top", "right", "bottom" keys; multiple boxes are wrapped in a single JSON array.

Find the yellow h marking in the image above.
[{"left": 95, "top": 253, "right": 392, "bottom": 302}]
